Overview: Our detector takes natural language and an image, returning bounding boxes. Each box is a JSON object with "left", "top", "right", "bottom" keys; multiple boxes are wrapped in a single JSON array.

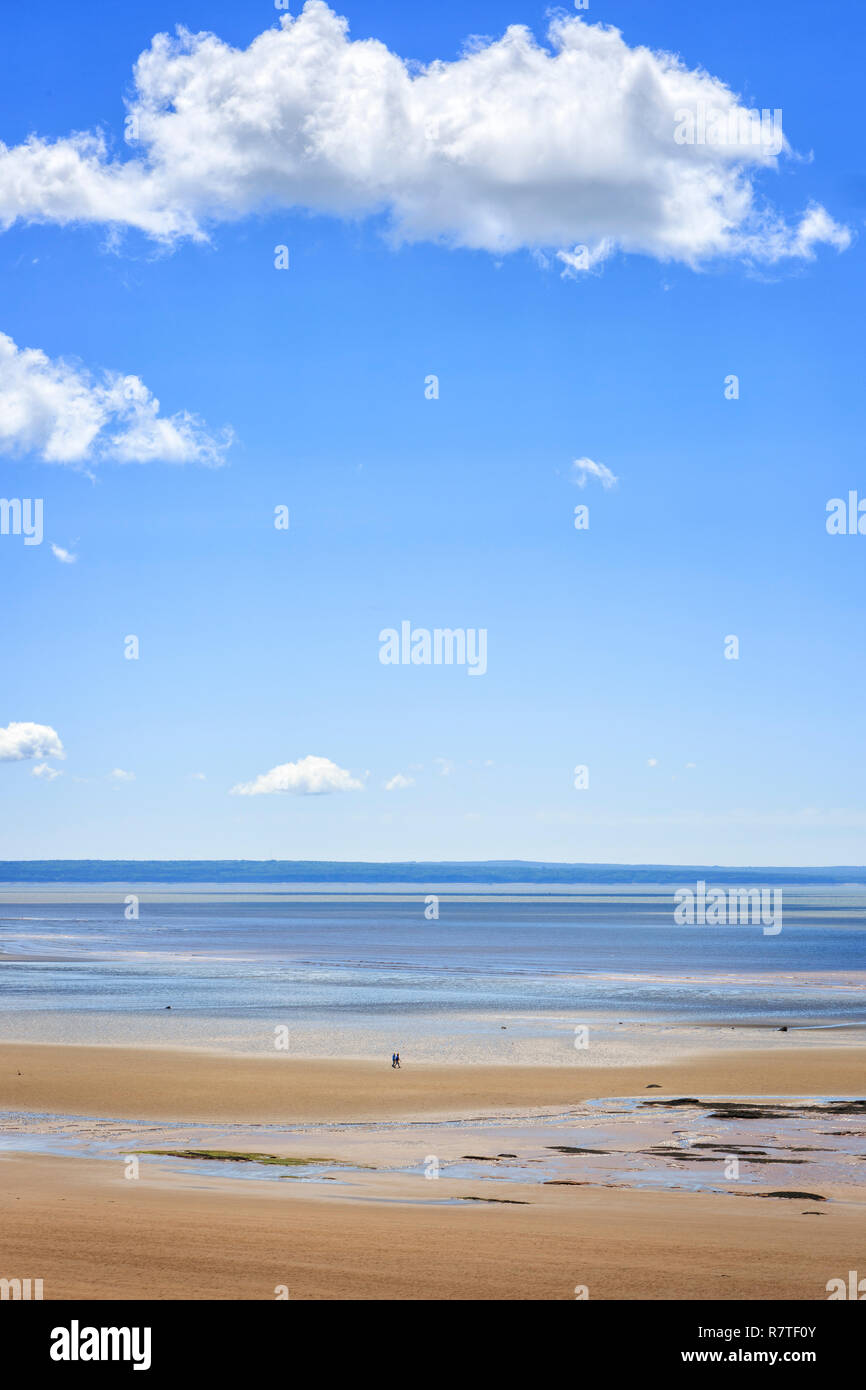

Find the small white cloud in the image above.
[
  {"left": 0, "top": 721, "right": 65, "bottom": 762},
  {"left": 647, "top": 758, "right": 658, "bottom": 767},
  {"left": 231, "top": 754, "right": 363, "bottom": 796},
  {"left": 385, "top": 773, "right": 414, "bottom": 791},
  {"left": 685, "top": 761, "right": 697, "bottom": 769},
  {"left": 51, "top": 543, "right": 76, "bottom": 564},
  {"left": 791, "top": 203, "right": 852, "bottom": 256},
  {"left": 32, "top": 762, "right": 62, "bottom": 780},
  {"left": 434, "top": 757, "right": 455, "bottom": 777},
  {"left": 188, "top": 771, "right": 206, "bottom": 781},
  {"left": 573, "top": 456, "right": 618, "bottom": 489},
  {"left": 109, "top": 767, "right": 135, "bottom": 781},
  {"left": 0, "top": 331, "right": 233, "bottom": 468}
]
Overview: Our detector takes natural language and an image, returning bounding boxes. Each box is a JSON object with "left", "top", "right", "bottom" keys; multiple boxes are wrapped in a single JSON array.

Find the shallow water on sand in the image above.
[{"left": 2, "top": 1096, "right": 863, "bottom": 1199}]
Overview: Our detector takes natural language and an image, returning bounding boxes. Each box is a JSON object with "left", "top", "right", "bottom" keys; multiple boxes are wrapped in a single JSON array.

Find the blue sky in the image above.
[{"left": 1, "top": 0, "right": 864, "bottom": 863}]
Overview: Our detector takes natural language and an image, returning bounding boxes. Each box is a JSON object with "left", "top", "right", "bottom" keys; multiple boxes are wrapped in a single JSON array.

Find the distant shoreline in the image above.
[{"left": 1, "top": 860, "right": 866, "bottom": 885}]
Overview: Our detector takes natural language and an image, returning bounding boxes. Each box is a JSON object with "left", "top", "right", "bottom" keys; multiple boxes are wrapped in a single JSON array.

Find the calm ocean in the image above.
[{"left": 1, "top": 883, "right": 865, "bottom": 1026}]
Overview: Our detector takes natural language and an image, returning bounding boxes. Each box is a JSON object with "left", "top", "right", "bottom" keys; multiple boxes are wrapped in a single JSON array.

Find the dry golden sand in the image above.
[
  {"left": 1, "top": 1040, "right": 864, "bottom": 1122},
  {"left": 1, "top": 1042, "right": 863, "bottom": 1300},
  {"left": 1, "top": 1153, "right": 863, "bottom": 1301}
]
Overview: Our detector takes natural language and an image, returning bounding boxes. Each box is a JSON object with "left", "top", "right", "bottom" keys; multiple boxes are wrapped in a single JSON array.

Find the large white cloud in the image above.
[
  {"left": 0, "top": 332, "right": 232, "bottom": 466},
  {"left": 0, "top": 4, "right": 850, "bottom": 267},
  {"left": 0, "top": 721, "right": 65, "bottom": 762},
  {"left": 231, "top": 754, "right": 363, "bottom": 796}
]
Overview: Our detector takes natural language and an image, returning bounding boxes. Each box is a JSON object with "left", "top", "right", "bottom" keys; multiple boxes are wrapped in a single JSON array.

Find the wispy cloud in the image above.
[
  {"left": 32, "top": 762, "right": 62, "bottom": 780},
  {"left": 573, "top": 457, "right": 618, "bottom": 489},
  {"left": 384, "top": 773, "right": 414, "bottom": 791}
]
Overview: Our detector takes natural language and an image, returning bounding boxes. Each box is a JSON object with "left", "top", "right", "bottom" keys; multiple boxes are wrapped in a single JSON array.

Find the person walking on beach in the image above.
[
  {"left": 394, "top": 1052, "right": 401, "bottom": 1069},
  {"left": 391, "top": 1052, "right": 396, "bottom": 1068}
]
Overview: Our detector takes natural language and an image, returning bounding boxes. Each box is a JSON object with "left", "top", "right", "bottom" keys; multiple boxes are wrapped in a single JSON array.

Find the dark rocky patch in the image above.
[
  {"left": 547, "top": 1145, "right": 609, "bottom": 1154},
  {"left": 462, "top": 1196, "right": 529, "bottom": 1204},
  {"left": 641, "top": 1152, "right": 726, "bottom": 1162},
  {"left": 642, "top": 1098, "right": 702, "bottom": 1107},
  {"left": 753, "top": 1191, "right": 826, "bottom": 1201},
  {"left": 646, "top": 1151, "right": 804, "bottom": 1164},
  {"left": 692, "top": 1144, "right": 767, "bottom": 1154},
  {"left": 706, "top": 1109, "right": 783, "bottom": 1120},
  {"left": 641, "top": 1099, "right": 866, "bottom": 1119}
]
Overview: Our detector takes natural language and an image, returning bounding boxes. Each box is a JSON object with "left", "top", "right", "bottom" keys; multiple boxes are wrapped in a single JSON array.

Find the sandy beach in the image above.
[
  {"left": 1, "top": 1039, "right": 865, "bottom": 1121},
  {"left": 2, "top": 881, "right": 864, "bottom": 1301},
  {"left": 3, "top": 1151, "right": 863, "bottom": 1301},
  {"left": 1, "top": 1040, "right": 863, "bottom": 1300}
]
